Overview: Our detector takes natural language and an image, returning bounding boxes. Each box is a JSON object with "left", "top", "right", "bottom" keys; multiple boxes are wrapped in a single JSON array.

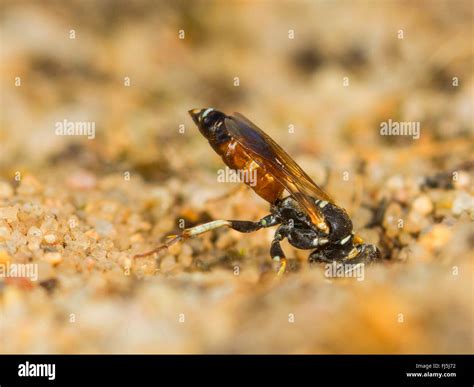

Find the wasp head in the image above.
[{"left": 189, "top": 108, "right": 228, "bottom": 144}]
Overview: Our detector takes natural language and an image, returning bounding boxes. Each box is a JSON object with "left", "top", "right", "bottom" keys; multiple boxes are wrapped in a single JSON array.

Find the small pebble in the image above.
[
  {"left": 21, "top": 202, "right": 43, "bottom": 216},
  {"left": 0, "top": 250, "right": 12, "bottom": 264},
  {"left": 130, "top": 233, "right": 144, "bottom": 243},
  {"left": 0, "top": 226, "right": 11, "bottom": 241},
  {"left": 178, "top": 244, "right": 193, "bottom": 267},
  {"left": 386, "top": 175, "right": 404, "bottom": 191},
  {"left": 43, "top": 251, "right": 63, "bottom": 265},
  {"left": 412, "top": 194, "right": 433, "bottom": 215},
  {"left": 383, "top": 202, "right": 403, "bottom": 238},
  {"left": 405, "top": 210, "right": 431, "bottom": 234},
  {"left": 85, "top": 229, "right": 100, "bottom": 240},
  {"left": 0, "top": 206, "right": 19, "bottom": 223},
  {"left": 180, "top": 253, "right": 194, "bottom": 268},
  {"left": 160, "top": 255, "right": 176, "bottom": 272},
  {"left": 453, "top": 171, "right": 471, "bottom": 190},
  {"left": 27, "top": 240, "right": 41, "bottom": 251},
  {"left": 398, "top": 232, "right": 414, "bottom": 246},
  {"left": 419, "top": 224, "right": 452, "bottom": 252},
  {"left": 451, "top": 192, "right": 473, "bottom": 216},
  {"left": 27, "top": 226, "right": 43, "bottom": 251},
  {"left": 168, "top": 241, "right": 182, "bottom": 255},
  {"left": 385, "top": 175, "right": 411, "bottom": 203},
  {"left": 137, "top": 258, "right": 158, "bottom": 276},
  {"left": 27, "top": 226, "right": 42, "bottom": 238},
  {"left": 43, "top": 233, "right": 57, "bottom": 244},
  {"left": 434, "top": 191, "right": 455, "bottom": 218},
  {"left": 40, "top": 216, "right": 59, "bottom": 233},
  {"left": 95, "top": 220, "right": 115, "bottom": 238},
  {"left": 8, "top": 229, "right": 27, "bottom": 250}
]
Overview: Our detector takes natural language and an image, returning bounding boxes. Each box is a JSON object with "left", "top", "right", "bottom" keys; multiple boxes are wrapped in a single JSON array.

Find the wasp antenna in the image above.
[
  {"left": 133, "top": 247, "right": 165, "bottom": 259},
  {"left": 134, "top": 235, "right": 183, "bottom": 258}
]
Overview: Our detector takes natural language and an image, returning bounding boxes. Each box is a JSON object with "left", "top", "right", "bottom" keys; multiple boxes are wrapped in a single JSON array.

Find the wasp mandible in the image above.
[{"left": 136, "top": 108, "right": 380, "bottom": 275}]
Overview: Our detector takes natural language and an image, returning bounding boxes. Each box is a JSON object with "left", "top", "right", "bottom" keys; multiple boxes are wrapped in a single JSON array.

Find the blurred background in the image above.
[{"left": 0, "top": 0, "right": 472, "bottom": 353}]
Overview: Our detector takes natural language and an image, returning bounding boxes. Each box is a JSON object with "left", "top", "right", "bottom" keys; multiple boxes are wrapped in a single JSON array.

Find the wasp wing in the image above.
[{"left": 225, "top": 112, "right": 333, "bottom": 230}]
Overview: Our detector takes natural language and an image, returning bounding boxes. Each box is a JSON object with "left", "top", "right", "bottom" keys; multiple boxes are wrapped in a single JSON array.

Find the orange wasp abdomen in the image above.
[{"left": 216, "top": 138, "right": 284, "bottom": 203}]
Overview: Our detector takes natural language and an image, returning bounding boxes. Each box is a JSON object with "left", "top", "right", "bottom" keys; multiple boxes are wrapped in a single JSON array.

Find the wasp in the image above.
[{"left": 135, "top": 108, "right": 380, "bottom": 275}]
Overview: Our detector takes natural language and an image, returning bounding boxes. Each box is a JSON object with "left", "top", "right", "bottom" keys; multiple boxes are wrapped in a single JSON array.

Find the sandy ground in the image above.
[{"left": 1, "top": 1, "right": 473, "bottom": 353}]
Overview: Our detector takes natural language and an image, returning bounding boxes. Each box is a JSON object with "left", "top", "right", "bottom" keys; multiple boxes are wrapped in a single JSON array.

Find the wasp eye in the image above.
[
  {"left": 202, "top": 114, "right": 213, "bottom": 127},
  {"left": 202, "top": 110, "right": 223, "bottom": 128}
]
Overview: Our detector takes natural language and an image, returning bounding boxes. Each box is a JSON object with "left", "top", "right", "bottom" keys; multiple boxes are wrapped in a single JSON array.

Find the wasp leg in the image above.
[
  {"left": 230, "top": 213, "right": 280, "bottom": 233},
  {"left": 308, "top": 243, "right": 380, "bottom": 265},
  {"left": 134, "top": 214, "right": 280, "bottom": 258},
  {"left": 270, "top": 225, "right": 290, "bottom": 276}
]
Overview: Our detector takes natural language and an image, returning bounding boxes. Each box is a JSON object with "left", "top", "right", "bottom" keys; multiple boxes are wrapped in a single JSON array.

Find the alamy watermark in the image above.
[
  {"left": 18, "top": 361, "right": 55, "bottom": 381},
  {"left": 380, "top": 119, "right": 420, "bottom": 140},
  {"left": 217, "top": 166, "right": 257, "bottom": 187},
  {"left": 0, "top": 262, "right": 38, "bottom": 281},
  {"left": 55, "top": 119, "right": 95, "bottom": 139},
  {"left": 325, "top": 261, "right": 365, "bottom": 281}
]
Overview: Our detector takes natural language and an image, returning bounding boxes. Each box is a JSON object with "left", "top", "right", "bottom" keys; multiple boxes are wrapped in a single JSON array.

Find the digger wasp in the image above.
[{"left": 135, "top": 108, "right": 380, "bottom": 275}]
